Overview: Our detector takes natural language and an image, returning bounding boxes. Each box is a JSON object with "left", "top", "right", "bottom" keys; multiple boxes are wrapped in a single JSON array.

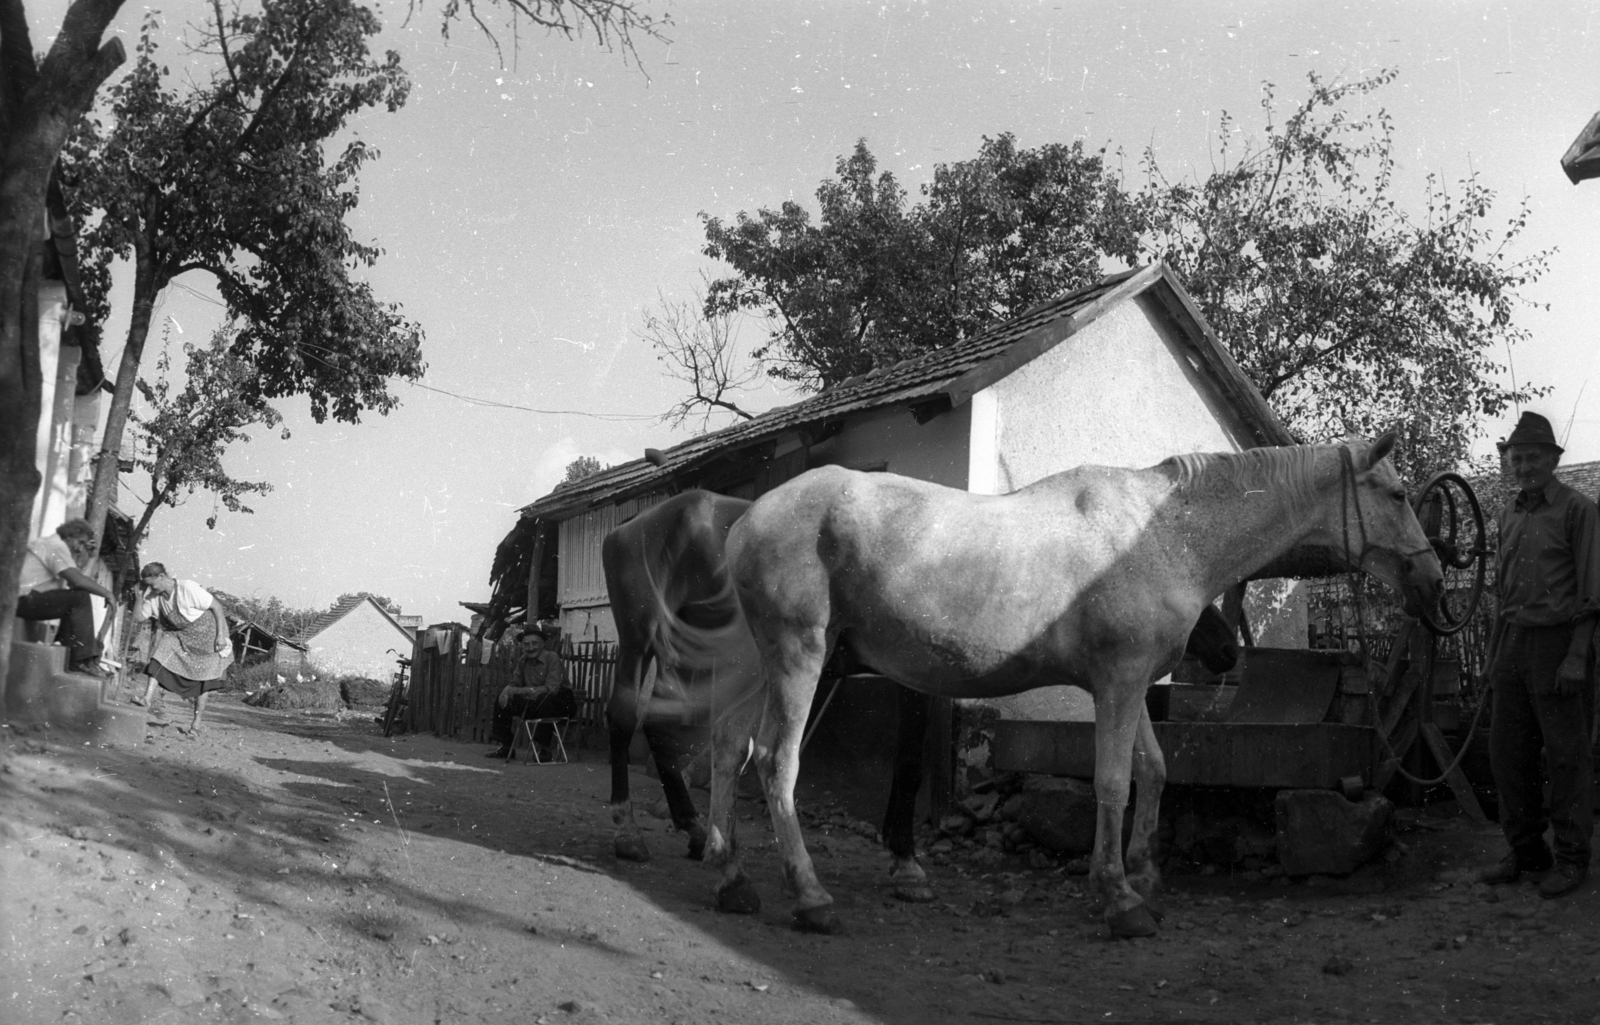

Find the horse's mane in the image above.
[{"left": 1157, "top": 444, "right": 1334, "bottom": 515}]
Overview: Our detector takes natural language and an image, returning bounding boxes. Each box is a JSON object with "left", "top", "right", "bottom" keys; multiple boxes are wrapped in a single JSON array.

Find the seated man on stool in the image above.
[
  {"left": 487, "top": 628, "right": 576, "bottom": 759},
  {"left": 15, "top": 518, "right": 116, "bottom": 676}
]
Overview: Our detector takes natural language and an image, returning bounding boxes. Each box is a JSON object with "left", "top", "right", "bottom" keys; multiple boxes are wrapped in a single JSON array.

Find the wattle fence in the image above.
[{"left": 404, "top": 628, "right": 617, "bottom": 746}]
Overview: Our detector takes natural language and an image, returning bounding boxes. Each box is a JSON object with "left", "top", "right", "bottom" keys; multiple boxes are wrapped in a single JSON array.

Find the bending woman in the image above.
[{"left": 136, "top": 562, "right": 233, "bottom": 735}]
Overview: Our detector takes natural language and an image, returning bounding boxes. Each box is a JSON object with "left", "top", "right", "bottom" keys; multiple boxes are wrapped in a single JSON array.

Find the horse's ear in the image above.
[{"left": 1365, "top": 431, "right": 1399, "bottom": 470}]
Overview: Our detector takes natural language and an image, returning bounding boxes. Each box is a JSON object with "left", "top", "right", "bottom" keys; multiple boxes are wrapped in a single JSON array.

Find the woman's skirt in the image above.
[
  {"left": 148, "top": 604, "right": 233, "bottom": 700},
  {"left": 147, "top": 660, "right": 227, "bottom": 701}
]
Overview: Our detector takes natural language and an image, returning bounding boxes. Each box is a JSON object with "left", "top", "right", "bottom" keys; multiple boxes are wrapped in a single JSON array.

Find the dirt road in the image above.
[{"left": 4, "top": 694, "right": 1599, "bottom": 1024}]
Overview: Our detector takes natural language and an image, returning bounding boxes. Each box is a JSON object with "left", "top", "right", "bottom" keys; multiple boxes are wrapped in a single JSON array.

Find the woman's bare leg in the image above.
[{"left": 185, "top": 692, "right": 209, "bottom": 734}]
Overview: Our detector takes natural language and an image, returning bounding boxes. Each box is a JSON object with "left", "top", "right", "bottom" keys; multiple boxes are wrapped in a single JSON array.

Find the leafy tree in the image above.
[
  {"left": 63, "top": 0, "right": 422, "bottom": 546},
  {"left": 212, "top": 588, "right": 319, "bottom": 637},
  {"left": 562, "top": 455, "right": 605, "bottom": 484},
  {"left": 0, "top": 0, "right": 662, "bottom": 704},
  {"left": 1138, "top": 69, "right": 1547, "bottom": 479},
  {"left": 696, "top": 75, "right": 1544, "bottom": 481},
  {"left": 700, "top": 135, "right": 1143, "bottom": 391},
  {"left": 126, "top": 323, "right": 285, "bottom": 548}
]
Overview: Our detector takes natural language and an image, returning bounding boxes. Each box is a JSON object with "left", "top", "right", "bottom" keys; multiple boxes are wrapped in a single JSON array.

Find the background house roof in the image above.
[
  {"left": 1556, "top": 460, "right": 1600, "bottom": 500},
  {"left": 515, "top": 263, "right": 1291, "bottom": 523},
  {"left": 290, "top": 594, "right": 415, "bottom": 646}
]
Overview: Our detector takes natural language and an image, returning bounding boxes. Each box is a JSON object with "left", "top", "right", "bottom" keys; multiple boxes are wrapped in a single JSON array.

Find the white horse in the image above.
[{"left": 710, "top": 435, "right": 1443, "bottom": 937}]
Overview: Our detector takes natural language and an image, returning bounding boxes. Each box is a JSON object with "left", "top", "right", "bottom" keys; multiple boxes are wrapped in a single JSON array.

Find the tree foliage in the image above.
[
  {"left": 695, "top": 73, "right": 1545, "bottom": 478},
  {"left": 336, "top": 590, "right": 400, "bottom": 612},
  {"left": 561, "top": 455, "right": 604, "bottom": 484},
  {"left": 63, "top": 0, "right": 425, "bottom": 542},
  {"left": 1140, "top": 69, "right": 1547, "bottom": 478},
  {"left": 211, "top": 587, "right": 320, "bottom": 637},
  {"left": 700, "top": 135, "right": 1141, "bottom": 391},
  {"left": 127, "top": 323, "right": 284, "bottom": 546}
]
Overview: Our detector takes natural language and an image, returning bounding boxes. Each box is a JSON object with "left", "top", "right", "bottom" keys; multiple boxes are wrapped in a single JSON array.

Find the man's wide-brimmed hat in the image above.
[{"left": 1503, "top": 411, "right": 1564, "bottom": 454}]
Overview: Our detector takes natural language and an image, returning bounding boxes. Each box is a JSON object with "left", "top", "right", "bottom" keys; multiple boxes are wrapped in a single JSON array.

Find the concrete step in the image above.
[{"left": 6, "top": 642, "right": 146, "bottom": 746}]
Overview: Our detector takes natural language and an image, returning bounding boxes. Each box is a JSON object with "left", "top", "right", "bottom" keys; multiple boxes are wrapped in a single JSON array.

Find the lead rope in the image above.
[{"left": 1343, "top": 455, "right": 1492, "bottom": 789}]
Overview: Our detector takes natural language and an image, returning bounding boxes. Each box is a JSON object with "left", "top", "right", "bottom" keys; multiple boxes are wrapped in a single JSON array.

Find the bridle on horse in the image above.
[{"left": 1337, "top": 445, "right": 1436, "bottom": 572}]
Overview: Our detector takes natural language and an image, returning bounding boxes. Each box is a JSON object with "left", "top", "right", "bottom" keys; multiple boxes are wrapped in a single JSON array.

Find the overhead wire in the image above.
[{"left": 146, "top": 295, "right": 661, "bottom": 423}]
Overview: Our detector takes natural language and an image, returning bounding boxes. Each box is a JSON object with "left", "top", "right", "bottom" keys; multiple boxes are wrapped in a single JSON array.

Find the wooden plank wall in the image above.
[{"left": 405, "top": 628, "right": 616, "bottom": 745}]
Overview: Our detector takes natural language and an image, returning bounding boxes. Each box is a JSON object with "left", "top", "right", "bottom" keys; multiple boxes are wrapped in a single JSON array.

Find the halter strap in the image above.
[{"left": 1338, "top": 445, "right": 1435, "bottom": 568}]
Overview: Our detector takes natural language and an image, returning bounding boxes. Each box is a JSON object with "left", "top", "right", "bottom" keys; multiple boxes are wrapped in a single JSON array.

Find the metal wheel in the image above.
[{"left": 1412, "top": 471, "right": 1489, "bottom": 636}]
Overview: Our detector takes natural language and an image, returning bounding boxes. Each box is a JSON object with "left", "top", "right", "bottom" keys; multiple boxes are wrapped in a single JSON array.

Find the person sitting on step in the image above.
[
  {"left": 14, "top": 518, "right": 116, "bottom": 676},
  {"left": 486, "top": 627, "right": 575, "bottom": 760}
]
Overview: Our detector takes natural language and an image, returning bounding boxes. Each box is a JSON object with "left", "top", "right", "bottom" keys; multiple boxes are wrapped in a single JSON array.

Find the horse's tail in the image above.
[{"left": 641, "top": 564, "right": 763, "bottom": 723}]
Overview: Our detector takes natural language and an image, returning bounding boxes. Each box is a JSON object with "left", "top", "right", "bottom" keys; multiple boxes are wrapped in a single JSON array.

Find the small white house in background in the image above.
[{"left": 278, "top": 595, "right": 417, "bottom": 681}]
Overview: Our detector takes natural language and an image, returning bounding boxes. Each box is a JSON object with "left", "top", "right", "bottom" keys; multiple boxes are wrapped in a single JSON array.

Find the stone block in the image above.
[
  {"left": 1275, "top": 788, "right": 1392, "bottom": 877},
  {"left": 1016, "top": 776, "right": 1098, "bottom": 856}
]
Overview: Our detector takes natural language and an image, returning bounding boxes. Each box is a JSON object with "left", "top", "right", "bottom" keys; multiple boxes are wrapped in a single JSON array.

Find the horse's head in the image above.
[{"left": 1335, "top": 432, "right": 1445, "bottom": 618}]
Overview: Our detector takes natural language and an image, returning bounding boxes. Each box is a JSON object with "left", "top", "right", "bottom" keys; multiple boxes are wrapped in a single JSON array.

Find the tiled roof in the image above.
[
  {"left": 1557, "top": 460, "right": 1600, "bottom": 500},
  {"left": 517, "top": 263, "right": 1291, "bottom": 522},
  {"left": 291, "top": 595, "right": 413, "bottom": 645}
]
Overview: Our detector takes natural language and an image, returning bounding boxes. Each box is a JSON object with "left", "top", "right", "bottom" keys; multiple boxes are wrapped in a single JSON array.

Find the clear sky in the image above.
[{"left": 33, "top": 1, "right": 1600, "bottom": 625}]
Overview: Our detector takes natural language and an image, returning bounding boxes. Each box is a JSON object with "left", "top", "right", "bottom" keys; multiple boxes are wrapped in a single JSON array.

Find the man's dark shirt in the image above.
[
  {"left": 519, "top": 648, "right": 568, "bottom": 693},
  {"left": 1496, "top": 477, "right": 1600, "bottom": 627}
]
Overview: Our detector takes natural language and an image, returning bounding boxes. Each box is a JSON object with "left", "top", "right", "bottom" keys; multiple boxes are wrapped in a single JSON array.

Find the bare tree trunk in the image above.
[
  {"left": 0, "top": 0, "right": 127, "bottom": 719},
  {"left": 85, "top": 241, "right": 156, "bottom": 545}
]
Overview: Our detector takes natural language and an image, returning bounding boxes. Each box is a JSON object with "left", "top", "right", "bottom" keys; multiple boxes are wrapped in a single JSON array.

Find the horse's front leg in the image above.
[
  {"left": 707, "top": 688, "right": 761, "bottom": 914},
  {"left": 1124, "top": 704, "right": 1167, "bottom": 908},
  {"left": 883, "top": 686, "right": 934, "bottom": 902},
  {"left": 1089, "top": 681, "right": 1160, "bottom": 939}
]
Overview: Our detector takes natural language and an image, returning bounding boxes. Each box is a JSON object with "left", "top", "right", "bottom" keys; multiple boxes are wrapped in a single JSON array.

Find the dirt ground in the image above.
[{"left": 5, "top": 695, "right": 1600, "bottom": 1024}]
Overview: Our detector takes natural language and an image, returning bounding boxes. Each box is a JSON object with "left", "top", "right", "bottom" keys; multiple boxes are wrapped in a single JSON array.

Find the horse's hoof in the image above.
[
  {"left": 1107, "top": 904, "right": 1160, "bottom": 939},
  {"left": 685, "top": 823, "right": 708, "bottom": 862},
  {"left": 716, "top": 878, "right": 761, "bottom": 915},
  {"left": 892, "top": 883, "right": 936, "bottom": 903},
  {"left": 1143, "top": 900, "right": 1167, "bottom": 923},
  {"left": 613, "top": 835, "right": 651, "bottom": 863},
  {"left": 792, "top": 906, "right": 844, "bottom": 935}
]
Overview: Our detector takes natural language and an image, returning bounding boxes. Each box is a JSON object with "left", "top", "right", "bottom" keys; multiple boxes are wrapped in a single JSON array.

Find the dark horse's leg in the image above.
[
  {"left": 608, "top": 647, "right": 652, "bottom": 862},
  {"left": 640, "top": 712, "right": 709, "bottom": 860},
  {"left": 881, "top": 686, "right": 934, "bottom": 901}
]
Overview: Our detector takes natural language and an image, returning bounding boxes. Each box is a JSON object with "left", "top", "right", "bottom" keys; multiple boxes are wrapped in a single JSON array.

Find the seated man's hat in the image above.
[{"left": 1504, "top": 411, "right": 1563, "bottom": 454}]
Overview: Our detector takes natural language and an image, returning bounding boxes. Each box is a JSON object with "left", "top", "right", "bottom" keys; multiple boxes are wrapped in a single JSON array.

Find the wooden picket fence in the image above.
[{"left": 404, "top": 628, "right": 617, "bottom": 748}]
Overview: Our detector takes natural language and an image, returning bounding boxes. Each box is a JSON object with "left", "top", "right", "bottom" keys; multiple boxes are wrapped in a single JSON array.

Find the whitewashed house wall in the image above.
[
  {"left": 966, "top": 293, "right": 1300, "bottom": 725},
  {"left": 301, "top": 601, "right": 415, "bottom": 680}
]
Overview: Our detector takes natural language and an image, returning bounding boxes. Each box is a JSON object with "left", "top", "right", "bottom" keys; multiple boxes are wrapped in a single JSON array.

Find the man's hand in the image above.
[
  {"left": 497, "top": 685, "right": 513, "bottom": 709},
  {"left": 1555, "top": 653, "right": 1588, "bottom": 696}
]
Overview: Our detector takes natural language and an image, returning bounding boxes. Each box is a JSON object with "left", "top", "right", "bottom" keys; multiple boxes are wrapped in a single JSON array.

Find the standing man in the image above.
[
  {"left": 15, "top": 518, "right": 117, "bottom": 676},
  {"left": 1479, "top": 412, "right": 1600, "bottom": 897},
  {"left": 486, "top": 628, "right": 576, "bottom": 759}
]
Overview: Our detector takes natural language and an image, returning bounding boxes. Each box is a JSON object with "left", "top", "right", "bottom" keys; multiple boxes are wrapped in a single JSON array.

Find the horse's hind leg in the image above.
[
  {"left": 707, "top": 687, "right": 762, "bottom": 914},
  {"left": 1089, "top": 681, "right": 1160, "bottom": 939},
  {"left": 607, "top": 656, "right": 650, "bottom": 863},
  {"left": 883, "top": 687, "right": 934, "bottom": 902},
  {"left": 751, "top": 633, "right": 840, "bottom": 934},
  {"left": 641, "top": 714, "right": 708, "bottom": 859},
  {"left": 1124, "top": 705, "right": 1166, "bottom": 908}
]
